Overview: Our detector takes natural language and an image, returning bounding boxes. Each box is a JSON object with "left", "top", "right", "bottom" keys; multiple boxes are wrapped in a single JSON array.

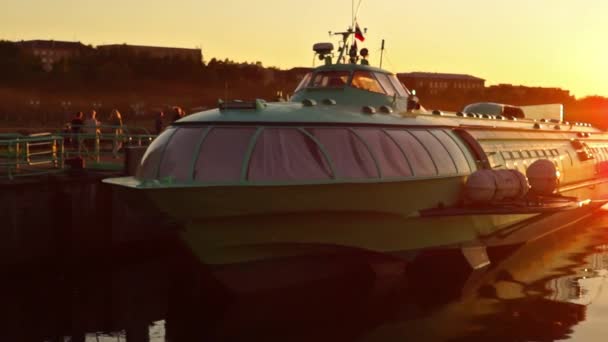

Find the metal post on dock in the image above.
[
  {"left": 94, "top": 133, "right": 100, "bottom": 163},
  {"left": 58, "top": 138, "right": 65, "bottom": 169},
  {"left": 14, "top": 139, "right": 20, "bottom": 171}
]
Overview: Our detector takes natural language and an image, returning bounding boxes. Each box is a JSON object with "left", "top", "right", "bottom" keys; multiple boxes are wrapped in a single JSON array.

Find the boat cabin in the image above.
[{"left": 290, "top": 63, "right": 414, "bottom": 112}]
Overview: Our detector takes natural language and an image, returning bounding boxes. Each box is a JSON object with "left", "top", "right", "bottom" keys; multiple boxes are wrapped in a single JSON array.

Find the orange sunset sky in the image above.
[{"left": 1, "top": 0, "right": 607, "bottom": 98}]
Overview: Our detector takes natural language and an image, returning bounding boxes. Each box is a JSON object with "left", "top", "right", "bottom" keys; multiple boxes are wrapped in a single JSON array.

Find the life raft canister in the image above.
[{"left": 465, "top": 169, "right": 529, "bottom": 203}]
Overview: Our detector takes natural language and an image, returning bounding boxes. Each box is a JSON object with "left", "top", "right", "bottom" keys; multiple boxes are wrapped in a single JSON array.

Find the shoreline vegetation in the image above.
[{"left": 1, "top": 40, "right": 607, "bottom": 132}]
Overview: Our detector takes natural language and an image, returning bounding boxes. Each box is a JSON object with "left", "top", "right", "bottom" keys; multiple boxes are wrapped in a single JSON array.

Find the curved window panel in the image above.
[
  {"left": 137, "top": 127, "right": 176, "bottom": 180},
  {"left": 430, "top": 130, "right": 471, "bottom": 174},
  {"left": 309, "top": 71, "right": 350, "bottom": 88},
  {"left": 385, "top": 130, "right": 436, "bottom": 176},
  {"left": 294, "top": 72, "right": 312, "bottom": 93},
  {"left": 351, "top": 71, "right": 386, "bottom": 94},
  {"left": 159, "top": 127, "right": 205, "bottom": 181},
  {"left": 388, "top": 74, "right": 409, "bottom": 97},
  {"left": 374, "top": 73, "right": 397, "bottom": 97},
  {"left": 353, "top": 128, "right": 412, "bottom": 178},
  {"left": 248, "top": 128, "right": 332, "bottom": 182},
  {"left": 308, "top": 128, "right": 378, "bottom": 179},
  {"left": 194, "top": 127, "right": 257, "bottom": 182},
  {"left": 410, "top": 130, "right": 457, "bottom": 175}
]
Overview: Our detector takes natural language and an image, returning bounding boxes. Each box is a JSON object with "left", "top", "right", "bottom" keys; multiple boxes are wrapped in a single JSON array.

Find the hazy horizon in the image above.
[{"left": 2, "top": 0, "right": 607, "bottom": 98}]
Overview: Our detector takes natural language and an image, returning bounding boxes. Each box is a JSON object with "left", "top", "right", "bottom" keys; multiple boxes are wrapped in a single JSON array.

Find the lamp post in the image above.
[
  {"left": 29, "top": 99, "right": 41, "bottom": 125},
  {"left": 130, "top": 102, "right": 145, "bottom": 127},
  {"left": 61, "top": 100, "right": 72, "bottom": 123}
]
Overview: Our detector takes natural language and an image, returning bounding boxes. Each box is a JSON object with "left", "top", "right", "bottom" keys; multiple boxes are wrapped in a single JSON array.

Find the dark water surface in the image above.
[{"left": 4, "top": 208, "right": 608, "bottom": 341}]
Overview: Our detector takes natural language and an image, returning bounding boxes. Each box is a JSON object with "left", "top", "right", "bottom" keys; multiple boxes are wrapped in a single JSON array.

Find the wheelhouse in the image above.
[{"left": 294, "top": 66, "right": 410, "bottom": 97}]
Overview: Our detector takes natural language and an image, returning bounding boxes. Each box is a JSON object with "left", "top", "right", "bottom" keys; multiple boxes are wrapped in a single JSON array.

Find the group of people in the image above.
[
  {"left": 68, "top": 106, "right": 187, "bottom": 158},
  {"left": 154, "top": 106, "right": 186, "bottom": 135},
  {"left": 69, "top": 109, "right": 124, "bottom": 158}
]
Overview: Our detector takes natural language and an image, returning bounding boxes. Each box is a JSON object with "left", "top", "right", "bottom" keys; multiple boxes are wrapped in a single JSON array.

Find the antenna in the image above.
[{"left": 380, "top": 39, "right": 385, "bottom": 68}]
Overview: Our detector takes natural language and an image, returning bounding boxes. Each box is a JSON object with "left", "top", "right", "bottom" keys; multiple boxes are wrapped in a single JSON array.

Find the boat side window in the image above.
[
  {"left": 521, "top": 151, "right": 531, "bottom": 158},
  {"left": 387, "top": 74, "right": 409, "bottom": 97},
  {"left": 529, "top": 150, "right": 538, "bottom": 157},
  {"left": 308, "top": 128, "right": 378, "bottom": 179},
  {"left": 294, "top": 72, "right": 312, "bottom": 93},
  {"left": 551, "top": 149, "right": 559, "bottom": 156},
  {"left": 351, "top": 71, "right": 387, "bottom": 94},
  {"left": 410, "top": 130, "right": 457, "bottom": 175},
  {"left": 501, "top": 151, "right": 512, "bottom": 160},
  {"left": 374, "top": 73, "right": 398, "bottom": 97},
  {"left": 137, "top": 127, "right": 177, "bottom": 180},
  {"left": 429, "top": 130, "right": 471, "bottom": 174},
  {"left": 537, "top": 150, "right": 546, "bottom": 157},
  {"left": 194, "top": 127, "right": 257, "bottom": 182},
  {"left": 353, "top": 128, "right": 412, "bottom": 178},
  {"left": 309, "top": 71, "right": 350, "bottom": 88},
  {"left": 159, "top": 127, "right": 207, "bottom": 182},
  {"left": 248, "top": 128, "right": 332, "bottom": 182},
  {"left": 385, "top": 130, "right": 436, "bottom": 176},
  {"left": 512, "top": 151, "right": 522, "bottom": 159}
]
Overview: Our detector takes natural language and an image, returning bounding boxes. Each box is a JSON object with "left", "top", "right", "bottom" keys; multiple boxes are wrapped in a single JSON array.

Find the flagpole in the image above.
[
  {"left": 352, "top": 0, "right": 355, "bottom": 29},
  {"left": 351, "top": 0, "right": 355, "bottom": 48}
]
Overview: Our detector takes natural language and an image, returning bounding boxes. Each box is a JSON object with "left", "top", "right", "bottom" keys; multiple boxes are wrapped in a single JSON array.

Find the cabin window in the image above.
[
  {"left": 521, "top": 151, "right": 531, "bottom": 158},
  {"left": 385, "top": 130, "right": 436, "bottom": 176},
  {"left": 529, "top": 150, "right": 538, "bottom": 157},
  {"left": 308, "top": 128, "right": 378, "bottom": 179},
  {"left": 353, "top": 128, "right": 412, "bottom": 177},
  {"left": 374, "top": 73, "right": 398, "bottom": 97},
  {"left": 194, "top": 127, "right": 257, "bottom": 182},
  {"left": 512, "top": 151, "right": 522, "bottom": 159},
  {"left": 429, "top": 130, "right": 471, "bottom": 174},
  {"left": 537, "top": 150, "right": 546, "bottom": 157},
  {"left": 351, "top": 71, "right": 386, "bottom": 94},
  {"left": 137, "top": 127, "right": 177, "bottom": 180},
  {"left": 159, "top": 127, "right": 206, "bottom": 181},
  {"left": 248, "top": 128, "right": 332, "bottom": 181},
  {"left": 501, "top": 151, "right": 513, "bottom": 160},
  {"left": 294, "top": 72, "right": 312, "bottom": 93},
  {"left": 551, "top": 149, "right": 559, "bottom": 156},
  {"left": 410, "top": 130, "right": 457, "bottom": 175},
  {"left": 388, "top": 75, "right": 409, "bottom": 97},
  {"left": 309, "top": 71, "right": 350, "bottom": 88}
]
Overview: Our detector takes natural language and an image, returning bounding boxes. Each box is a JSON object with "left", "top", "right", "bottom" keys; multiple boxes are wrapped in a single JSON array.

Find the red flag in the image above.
[{"left": 355, "top": 23, "right": 365, "bottom": 42}]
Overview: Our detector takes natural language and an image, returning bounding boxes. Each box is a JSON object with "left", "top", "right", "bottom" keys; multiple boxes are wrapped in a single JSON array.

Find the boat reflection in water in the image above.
[
  {"left": 3, "top": 211, "right": 608, "bottom": 341},
  {"left": 361, "top": 211, "right": 608, "bottom": 342}
]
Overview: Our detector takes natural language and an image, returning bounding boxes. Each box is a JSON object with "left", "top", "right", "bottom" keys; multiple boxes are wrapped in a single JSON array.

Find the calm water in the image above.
[{"left": 5, "top": 210, "right": 608, "bottom": 341}]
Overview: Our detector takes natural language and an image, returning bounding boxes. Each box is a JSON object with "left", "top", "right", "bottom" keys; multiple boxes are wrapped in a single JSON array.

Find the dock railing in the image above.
[
  {"left": 61, "top": 124, "right": 156, "bottom": 167},
  {"left": 0, "top": 133, "right": 64, "bottom": 180},
  {"left": 0, "top": 125, "right": 157, "bottom": 180}
]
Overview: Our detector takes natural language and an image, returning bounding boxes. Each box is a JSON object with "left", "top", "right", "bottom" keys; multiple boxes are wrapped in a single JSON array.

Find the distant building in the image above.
[
  {"left": 17, "top": 40, "right": 89, "bottom": 71},
  {"left": 397, "top": 72, "right": 485, "bottom": 95},
  {"left": 486, "top": 84, "right": 572, "bottom": 101},
  {"left": 97, "top": 44, "right": 202, "bottom": 62}
]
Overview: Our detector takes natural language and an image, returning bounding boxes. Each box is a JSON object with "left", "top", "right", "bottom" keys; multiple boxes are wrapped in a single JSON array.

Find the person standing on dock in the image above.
[
  {"left": 172, "top": 106, "right": 185, "bottom": 123},
  {"left": 84, "top": 110, "right": 100, "bottom": 135},
  {"left": 70, "top": 111, "right": 84, "bottom": 147},
  {"left": 109, "top": 109, "right": 124, "bottom": 158}
]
